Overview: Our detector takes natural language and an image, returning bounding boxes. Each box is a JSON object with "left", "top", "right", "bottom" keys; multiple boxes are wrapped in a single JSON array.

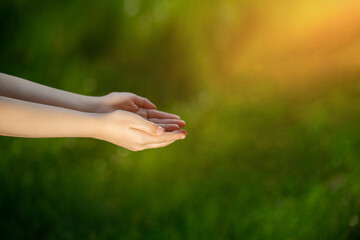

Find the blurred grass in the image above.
[{"left": 1, "top": 0, "right": 360, "bottom": 239}]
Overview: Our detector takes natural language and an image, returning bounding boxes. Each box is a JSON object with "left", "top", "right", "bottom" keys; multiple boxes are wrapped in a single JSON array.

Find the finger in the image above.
[
  {"left": 133, "top": 95, "right": 157, "bottom": 109},
  {"left": 146, "top": 140, "right": 176, "bottom": 150},
  {"left": 172, "top": 129, "right": 188, "bottom": 135},
  {"left": 148, "top": 118, "right": 186, "bottom": 127},
  {"left": 141, "top": 131, "right": 185, "bottom": 144},
  {"left": 146, "top": 109, "right": 180, "bottom": 119},
  {"left": 158, "top": 124, "right": 180, "bottom": 132},
  {"left": 135, "top": 108, "right": 148, "bottom": 118},
  {"left": 131, "top": 116, "right": 164, "bottom": 136}
]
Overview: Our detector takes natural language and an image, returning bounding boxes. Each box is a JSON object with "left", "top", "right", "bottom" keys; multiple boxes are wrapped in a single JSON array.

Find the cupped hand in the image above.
[
  {"left": 94, "top": 110, "right": 186, "bottom": 151},
  {"left": 94, "top": 92, "right": 186, "bottom": 132}
]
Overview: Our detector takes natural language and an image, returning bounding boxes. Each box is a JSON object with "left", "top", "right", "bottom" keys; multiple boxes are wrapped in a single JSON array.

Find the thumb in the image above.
[
  {"left": 132, "top": 116, "right": 164, "bottom": 136},
  {"left": 133, "top": 95, "right": 157, "bottom": 109}
]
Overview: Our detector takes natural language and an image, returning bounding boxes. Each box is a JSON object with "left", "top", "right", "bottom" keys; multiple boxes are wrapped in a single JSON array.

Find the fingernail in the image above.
[
  {"left": 156, "top": 127, "right": 164, "bottom": 135},
  {"left": 180, "top": 135, "right": 186, "bottom": 139}
]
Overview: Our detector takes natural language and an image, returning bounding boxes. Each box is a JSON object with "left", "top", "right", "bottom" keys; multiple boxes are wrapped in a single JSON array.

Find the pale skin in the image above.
[{"left": 0, "top": 73, "right": 187, "bottom": 151}]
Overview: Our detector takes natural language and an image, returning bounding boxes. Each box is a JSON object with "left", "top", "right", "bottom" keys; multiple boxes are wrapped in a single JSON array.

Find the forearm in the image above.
[
  {"left": 0, "top": 73, "right": 100, "bottom": 112},
  {"left": 0, "top": 96, "right": 100, "bottom": 138}
]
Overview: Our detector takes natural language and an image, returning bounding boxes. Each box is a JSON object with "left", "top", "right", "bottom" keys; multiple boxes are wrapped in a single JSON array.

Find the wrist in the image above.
[
  {"left": 83, "top": 95, "right": 114, "bottom": 113},
  {"left": 79, "top": 95, "right": 105, "bottom": 113},
  {"left": 85, "top": 112, "right": 108, "bottom": 140}
]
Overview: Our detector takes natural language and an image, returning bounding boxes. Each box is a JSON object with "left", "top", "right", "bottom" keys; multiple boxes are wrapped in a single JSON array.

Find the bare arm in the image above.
[
  {"left": 0, "top": 96, "right": 99, "bottom": 138},
  {"left": 0, "top": 73, "right": 187, "bottom": 133},
  {"left": 0, "top": 96, "right": 185, "bottom": 150},
  {"left": 0, "top": 73, "right": 100, "bottom": 112}
]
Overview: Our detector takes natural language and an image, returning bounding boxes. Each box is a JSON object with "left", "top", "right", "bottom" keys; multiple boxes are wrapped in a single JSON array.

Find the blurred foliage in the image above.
[{"left": 1, "top": 0, "right": 360, "bottom": 239}]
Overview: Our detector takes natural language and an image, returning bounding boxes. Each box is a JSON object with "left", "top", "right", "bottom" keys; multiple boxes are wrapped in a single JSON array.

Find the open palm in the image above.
[{"left": 96, "top": 92, "right": 186, "bottom": 132}]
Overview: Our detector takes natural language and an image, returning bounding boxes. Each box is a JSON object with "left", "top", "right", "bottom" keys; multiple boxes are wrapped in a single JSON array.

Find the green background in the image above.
[{"left": 1, "top": 0, "right": 360, "bottom": 239}]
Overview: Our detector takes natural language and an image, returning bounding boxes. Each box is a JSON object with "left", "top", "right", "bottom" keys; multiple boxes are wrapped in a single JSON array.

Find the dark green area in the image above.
[{"left": 1, "top": 0, "right": 360, "bottom": 239}]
